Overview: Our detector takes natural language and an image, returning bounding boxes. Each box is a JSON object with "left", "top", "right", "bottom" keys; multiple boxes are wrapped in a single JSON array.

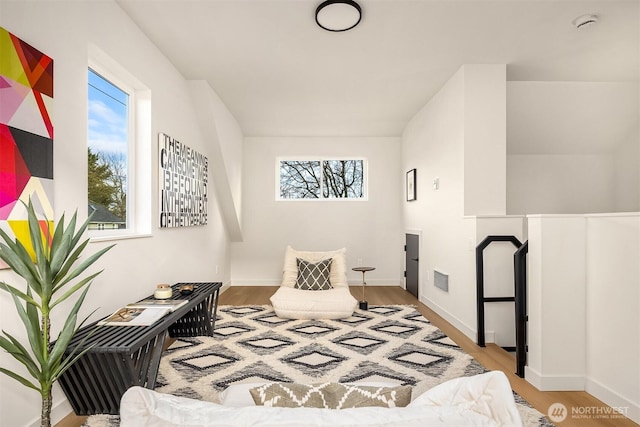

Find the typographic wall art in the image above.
[
  {"left": 406, "top": 169, "right": 416, "bottom": 201},
  {"left": 0, "top": 27, "right": 54, "bottom": 266},
  {"left": 158, "top": 133, "right": 208, "bottom": 228}
]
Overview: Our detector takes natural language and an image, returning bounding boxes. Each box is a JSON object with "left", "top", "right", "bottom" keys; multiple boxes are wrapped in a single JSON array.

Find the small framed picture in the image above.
[{"left": 406, "top": 169, "right": 417, "bottom": 201}]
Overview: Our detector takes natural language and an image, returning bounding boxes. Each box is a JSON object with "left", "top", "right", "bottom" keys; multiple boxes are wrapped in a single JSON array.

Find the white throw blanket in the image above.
[{"left": 120, "top": 371, "right": 523, "bottom": 426}]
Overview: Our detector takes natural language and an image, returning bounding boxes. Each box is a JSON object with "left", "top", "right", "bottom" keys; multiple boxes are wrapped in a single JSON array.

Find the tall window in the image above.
[
  {"left": 278, "top": 159, "right": 366, "bottom": 200},
  {"left": 87, "top": 69, "right": 130, "bottom": 230}
]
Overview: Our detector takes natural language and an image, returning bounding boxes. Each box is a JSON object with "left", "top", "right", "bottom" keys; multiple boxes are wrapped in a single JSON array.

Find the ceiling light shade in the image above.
[
  {"left": 315, "top": 0, "right": 362, "bottom": 32},
  {"left": 572, "top": 14, "right": 598, "bottom": 29}
]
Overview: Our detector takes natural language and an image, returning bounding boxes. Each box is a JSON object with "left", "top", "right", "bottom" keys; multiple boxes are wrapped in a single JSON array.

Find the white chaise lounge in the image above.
[{"left": 269, "top": 246, "right": 358, "bottom": 320}]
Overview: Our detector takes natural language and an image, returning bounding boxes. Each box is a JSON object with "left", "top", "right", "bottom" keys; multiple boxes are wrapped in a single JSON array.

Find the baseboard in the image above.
[
  {"left": 524, "top": 366, "right": 586, "bottom": 391},
  {"left": 219, "top": 281, "right": 233, "bottom": 293},
  {"left": 481, "top": 331, "right": 495, "bottom": 344},
  {"left": 229, "top": 280, "right": 402, "bottom": 286},
  {"left": 586, "top": 377, "right": 640, "bottom": 424},
  {"left": 419, "top": 296, "right": 477, "bottom": 342},
  {"left": 349, "top": 280, "right": 402, "bottom": 286},
  {"left": 229, "top": 280, "right": 281, "bottom": 286},
  {"left": 524, "top": 366, "right": 543, "bottom": 390},
  {"left": 525, "top": 371, "right": 640, "bottom": 423}
]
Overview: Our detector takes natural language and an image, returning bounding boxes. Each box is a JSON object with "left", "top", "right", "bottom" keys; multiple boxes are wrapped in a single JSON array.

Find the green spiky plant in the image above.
[{"left": 0, "top": 200, "right": 114, "bottom": 427}]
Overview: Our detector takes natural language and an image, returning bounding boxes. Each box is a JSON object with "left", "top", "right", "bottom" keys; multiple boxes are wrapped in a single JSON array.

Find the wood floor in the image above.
[{"left": 56, "top": 286, "right": 638, "bottom": 427}]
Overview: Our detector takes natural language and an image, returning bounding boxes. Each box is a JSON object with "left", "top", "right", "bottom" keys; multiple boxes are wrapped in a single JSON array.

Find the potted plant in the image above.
[{"left": 0, "top": 200, "right": 114, "bottom": 427}]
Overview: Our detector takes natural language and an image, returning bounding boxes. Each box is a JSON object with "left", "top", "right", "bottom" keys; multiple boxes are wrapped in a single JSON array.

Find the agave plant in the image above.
[{"left": 0, "top": 200, "right": 113, "bottom": 427}]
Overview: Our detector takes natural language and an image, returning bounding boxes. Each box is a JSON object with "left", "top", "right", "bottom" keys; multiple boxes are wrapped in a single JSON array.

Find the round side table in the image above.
[{"left": 352, "top": 266, "right": 375, "bottom": 310}]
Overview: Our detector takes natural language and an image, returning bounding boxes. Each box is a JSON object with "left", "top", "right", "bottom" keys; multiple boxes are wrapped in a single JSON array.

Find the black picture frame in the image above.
[{"left": 406, "top": 169, "right": 417, "bottom": 201}]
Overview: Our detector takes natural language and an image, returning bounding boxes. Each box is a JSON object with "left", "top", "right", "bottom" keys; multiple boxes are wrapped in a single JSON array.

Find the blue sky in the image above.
[{"left": 87, "top": 69, "right": 128, "bottom": 157}]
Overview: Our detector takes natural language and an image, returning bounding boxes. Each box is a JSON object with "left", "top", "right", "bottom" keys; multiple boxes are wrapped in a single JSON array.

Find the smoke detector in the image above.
[{"left": 572, "top": 14, "right": 598, "bottom": 29}]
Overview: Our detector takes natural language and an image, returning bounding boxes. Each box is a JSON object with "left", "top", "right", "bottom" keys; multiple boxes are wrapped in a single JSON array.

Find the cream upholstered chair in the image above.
[{"left": 270, "top": 246, "right": 358, "bottom": 319}]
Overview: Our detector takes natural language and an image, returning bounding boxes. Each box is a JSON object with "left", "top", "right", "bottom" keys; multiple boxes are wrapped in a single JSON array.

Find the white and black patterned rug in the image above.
[{"left": 84, "top": 305, "right": 552, "bottom": 426}]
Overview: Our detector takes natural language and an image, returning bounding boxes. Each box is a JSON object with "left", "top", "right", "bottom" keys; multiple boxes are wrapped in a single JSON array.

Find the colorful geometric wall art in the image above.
[{"left": 0, "top": 27, "right": 54, "bottom": 266}]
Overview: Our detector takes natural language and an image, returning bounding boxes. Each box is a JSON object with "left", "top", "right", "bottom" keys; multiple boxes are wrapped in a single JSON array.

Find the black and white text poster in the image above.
[{"left": 159, "top": 133, "right": 208, "bottom": 227}]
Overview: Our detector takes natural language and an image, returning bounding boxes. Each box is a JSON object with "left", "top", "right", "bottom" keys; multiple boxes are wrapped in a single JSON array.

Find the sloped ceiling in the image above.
[{"left": 116, "top": 0, "right": 638, "bottom": 152}]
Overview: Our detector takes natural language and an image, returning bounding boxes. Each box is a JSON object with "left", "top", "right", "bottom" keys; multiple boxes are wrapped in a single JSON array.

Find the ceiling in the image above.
[{"left": 116, "top": 0, "right": 638, "bottom": 140}]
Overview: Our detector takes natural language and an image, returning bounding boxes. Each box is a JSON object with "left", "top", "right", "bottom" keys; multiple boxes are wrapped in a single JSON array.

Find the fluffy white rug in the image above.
[{"left": 84, "top": 305, "right": 551, "bottom": 426}]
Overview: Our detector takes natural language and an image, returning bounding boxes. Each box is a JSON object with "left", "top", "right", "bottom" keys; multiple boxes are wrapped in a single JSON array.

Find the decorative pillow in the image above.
[
  {"left": 249, "top": 383, "right": 412, "bottom": 409},
  {"left": 294, "top": 258, "right": 333, "bottom": 291},
  {"left": 282, "top": 247, "right": 348, "bottom": 288}
]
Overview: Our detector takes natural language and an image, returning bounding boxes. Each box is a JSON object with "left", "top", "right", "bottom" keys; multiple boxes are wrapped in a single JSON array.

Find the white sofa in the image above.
[
  {"left": 119, "top": 371, "right": 523, "bottom": 426},
  {"left": 269, "top": 247, "right": 358, "bottom": 319}
]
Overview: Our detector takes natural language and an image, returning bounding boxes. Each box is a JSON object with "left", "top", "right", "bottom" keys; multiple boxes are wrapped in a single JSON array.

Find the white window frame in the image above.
[
  {"left": 88, "top": 47, "right": 151, "bottom": 241},
  {"left": 276, "top": 157, "right": 368, "bottom": 201}
]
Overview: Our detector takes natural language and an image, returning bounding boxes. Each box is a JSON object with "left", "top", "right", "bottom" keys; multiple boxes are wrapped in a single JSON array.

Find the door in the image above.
[{"left": 405, "top": 233, "right": 419, "bottom": 299}]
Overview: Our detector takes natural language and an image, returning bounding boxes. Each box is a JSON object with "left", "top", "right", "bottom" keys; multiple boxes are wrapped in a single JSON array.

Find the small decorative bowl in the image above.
[{"left": 179, "top": 284, "right": 195, "bottom": 295}]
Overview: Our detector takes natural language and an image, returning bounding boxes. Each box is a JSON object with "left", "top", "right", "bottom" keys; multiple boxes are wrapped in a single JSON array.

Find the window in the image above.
[
  {"left": 278, "top": 159, "right": 366, "bottom": 200},
  {"left": 87, "top": 48, "right": 152, "bottom": 240},
  {"left": 88, "top": 69, "right": 130, "bottom": 230}
]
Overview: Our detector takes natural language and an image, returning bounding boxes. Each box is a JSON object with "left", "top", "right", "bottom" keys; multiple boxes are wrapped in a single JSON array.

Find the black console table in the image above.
[{"left": 58, "top": 282, "right": 221, "bottom": 415}]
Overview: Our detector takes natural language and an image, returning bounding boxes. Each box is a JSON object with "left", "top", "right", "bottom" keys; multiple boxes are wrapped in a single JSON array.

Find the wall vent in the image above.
[{"left": 434, "top": 270, "right": 449, "bottom": 292}]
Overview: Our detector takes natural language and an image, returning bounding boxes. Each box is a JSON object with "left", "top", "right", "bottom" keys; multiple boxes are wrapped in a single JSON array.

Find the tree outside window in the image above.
[
  {"left": 280, "top": 160, "right": 321, "bottom": 199},
  {"left": 323, "top": 160, "right": 364, "bottom": 198},
  {"left": 279, "top": 159, "right": 365, "bottom": 200}
]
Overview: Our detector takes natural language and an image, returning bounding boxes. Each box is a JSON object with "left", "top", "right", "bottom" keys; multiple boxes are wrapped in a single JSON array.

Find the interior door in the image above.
[{"left": 405, "top": 233, "right": 419, "bottom": 299}]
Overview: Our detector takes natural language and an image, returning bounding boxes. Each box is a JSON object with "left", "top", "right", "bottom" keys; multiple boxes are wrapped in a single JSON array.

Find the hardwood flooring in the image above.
[{"left": 56, "top": 285, "right": 638, "bottom": 427}]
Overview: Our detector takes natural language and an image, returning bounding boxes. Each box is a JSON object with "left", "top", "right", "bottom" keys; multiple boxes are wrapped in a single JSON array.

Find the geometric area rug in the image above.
[{"left": 84, "top": 305, "right": 552, "bottom": 426}]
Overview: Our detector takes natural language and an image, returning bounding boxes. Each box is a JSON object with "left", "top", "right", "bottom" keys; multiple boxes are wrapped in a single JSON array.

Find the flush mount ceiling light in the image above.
[
  {"left": 315, "top": 0, "right": 362, "bottom": 32},
  {"left": 572, "top": 14, "right": 598, "bottom": 29}
]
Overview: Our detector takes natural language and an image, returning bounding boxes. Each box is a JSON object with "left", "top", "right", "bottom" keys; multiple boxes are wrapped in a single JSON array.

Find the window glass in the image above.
[
  {"left": 278, "top": 159, "right": 365, "bottom": 200},
  {"left": 322, "top": 160, "right": 364, "bottom": 198},
  {"left": 279, "top": 160, "right": 321, "bottom": 199},
  {"left": 87, "top": 69, "right": 129, "bottom": 230}
]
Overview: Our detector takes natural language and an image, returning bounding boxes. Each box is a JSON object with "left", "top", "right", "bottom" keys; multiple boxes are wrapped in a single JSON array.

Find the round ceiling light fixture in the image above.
[
  {"left": 572, "top": 14, "right": 598, "bottom": 29},
  {"left": 315, "top": 0, "right": 362, "bottom": 32}
]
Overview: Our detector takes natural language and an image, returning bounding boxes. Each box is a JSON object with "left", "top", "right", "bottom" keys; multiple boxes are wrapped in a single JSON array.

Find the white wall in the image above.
[
  {"left": 613, "top": 130, "right": 640, "bottom": 212},
  {"left": 464, "top": 65, "right": 507, "bottom": 216},
  {"left": 402, "top": 67, "right": 470, "bottom": 334},
  {"left": 526, "top": 214, "right": 640, "bottom": 423},
  {"left": 0, "top": 2, "right": 236, "bottom": 426},
  {"left": 402, "top": 65, "right": 508, "bottom": 341},
  {"left": 231, "top": 136, "right": 403, "bottom": 285},
  {"left": 506, "top": 81, "right": 639, "bottom": 215},
  {"left": 188, "top": 80, "right": 244, "bottom": 241},
  {"left": 210, "top": 87, "right": 244, "bottom": 222},
  {"left": 507, "top": 154, "right": 616, "bottom": 214},
  {"left": 586, "top": 214, "right": 640, "bottom": 423},
  {"left": 507, "top": 77, "right": 639, "bottom": 423},
  {"left": 526, "top": 215, "right": 587, "bottom": 391}
]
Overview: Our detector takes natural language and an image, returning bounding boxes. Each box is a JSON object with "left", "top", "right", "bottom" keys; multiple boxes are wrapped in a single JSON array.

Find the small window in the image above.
[
  {"left": 278, "top": 159, "right": 366, "bottom": 200},
  {"left": 88, "top": 69, "right": 130, "bottom": 230}
]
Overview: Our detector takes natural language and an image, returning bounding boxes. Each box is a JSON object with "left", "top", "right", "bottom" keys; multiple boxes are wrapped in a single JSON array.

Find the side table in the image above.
[{"left": 352, "top": 266, "right": 375, "bottom": 310}]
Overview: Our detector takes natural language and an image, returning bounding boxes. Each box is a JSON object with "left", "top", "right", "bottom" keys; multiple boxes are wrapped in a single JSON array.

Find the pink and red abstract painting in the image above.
[{"left": 0, "top": 27, "right": 54, "bottom": 265}]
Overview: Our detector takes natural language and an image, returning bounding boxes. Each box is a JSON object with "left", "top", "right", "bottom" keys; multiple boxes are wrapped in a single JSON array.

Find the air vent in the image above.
[{"left": 434, "top": 270, "right": 449, "bottom": 292}]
